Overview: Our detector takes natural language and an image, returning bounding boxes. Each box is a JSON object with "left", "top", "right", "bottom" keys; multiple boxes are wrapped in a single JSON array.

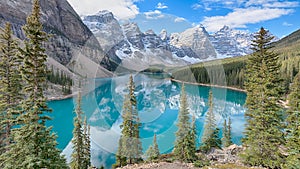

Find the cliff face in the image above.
[
  {"left": 83, "top": 10, "right": 124, "bottom": 52},
  {"left": 170, "top": 25, "right": 217, "bottom": 59},
  {"left": 0, "top": 0, "right": 112, "bottom": 78}
]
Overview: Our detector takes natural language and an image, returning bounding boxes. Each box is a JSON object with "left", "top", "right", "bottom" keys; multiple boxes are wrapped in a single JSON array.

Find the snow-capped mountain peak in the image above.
[
  {"left": 83, "top": 10, "right": 255, "bottom": 70},
  {"left": 210, "top": 25, "right": 253, "bottom": 57}
]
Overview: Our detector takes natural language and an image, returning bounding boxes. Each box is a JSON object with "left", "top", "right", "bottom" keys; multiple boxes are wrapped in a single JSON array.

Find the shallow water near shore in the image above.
[{"left": 47, "top": 73, "right": 247, "bottom": 168}]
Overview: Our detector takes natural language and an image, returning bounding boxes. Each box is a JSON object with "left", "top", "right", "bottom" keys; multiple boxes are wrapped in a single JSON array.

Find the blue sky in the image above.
[{"left": 67, "top": 0, "right": 300, "bottom": 37}]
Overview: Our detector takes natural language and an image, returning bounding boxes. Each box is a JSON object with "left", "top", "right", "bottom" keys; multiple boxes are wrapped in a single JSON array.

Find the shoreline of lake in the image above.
[
  {"left": 47, "top": 76, "right": 247, "bottom": 101},
  {"left": 170, "top": 78, "right": 246, "bottom": 93},
  {"left": 47, "top": 92, "right": 77, "bottom": 101}
]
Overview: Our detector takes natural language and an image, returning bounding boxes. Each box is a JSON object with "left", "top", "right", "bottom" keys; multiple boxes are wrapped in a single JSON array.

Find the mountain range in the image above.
[
  {"left": 82, "top": 10, "right": 255, "bottom": 71},
  {"left": 0, "top": 0, "right": 296, "bottom": 78}
]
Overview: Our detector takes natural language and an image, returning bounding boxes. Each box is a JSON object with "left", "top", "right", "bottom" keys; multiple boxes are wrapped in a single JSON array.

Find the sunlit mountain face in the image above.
[{"left": 48, "top": 73, "right": 246, "bottom": 168}]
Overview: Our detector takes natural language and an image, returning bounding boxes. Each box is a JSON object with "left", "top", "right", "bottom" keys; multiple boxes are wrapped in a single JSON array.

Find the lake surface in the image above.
[{"left": 47, "top": 73, "right": 247, "bottom": 168}]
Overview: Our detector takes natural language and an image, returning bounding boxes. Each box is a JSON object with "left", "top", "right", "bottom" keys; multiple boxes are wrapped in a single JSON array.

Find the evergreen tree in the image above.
[
  {"left": 222, "top": 118, "right": 233, "bottom": 148},
  {"left": 285, "top": 72, "right": 300, "bottom": 168},
  {"left": 71, "top": 92, "right": 85, "bottom": 169},
  {"left": 115, "top": 75, "right": 142, "bottom": 166},
  {"left": 113, "top": 137, "right": 126, "bottom": 168},
  {"left": 0, "top": 22, "right": 22, "bottom": 154},
  {"left": 83, "top": 117, "right": 91, "bottom": 168},
  {"left": 152, "top": 133, "right": 160, "bottom": 159},
  {"left": 200, "top": 90, "right": 221, "bottom": 152},
  {"left": 242, "top": 27, "right": 285, "bottom": 168},
  {"left": 0, "top": 1, "right": 67, "bottom": 168},
  {"left": 145, "top": 133, "right": 160, "bottom": 161},
  {"left": 186, "top": 115, "right": 197, "bottom": 161},
  {"left": 174, "top": 84, "right": 197, "bottom": 162}
]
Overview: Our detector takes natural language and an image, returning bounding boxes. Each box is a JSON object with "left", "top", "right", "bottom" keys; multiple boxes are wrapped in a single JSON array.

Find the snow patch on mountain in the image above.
[
  {"left": 209, "top": 25, "right": 253, "bottom": 57},
  {"left": 83, "top": 11, "right": 255, "bottom": 70}
]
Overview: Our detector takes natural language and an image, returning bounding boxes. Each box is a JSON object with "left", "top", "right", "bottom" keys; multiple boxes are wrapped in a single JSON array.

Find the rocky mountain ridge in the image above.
[{"left": 83, "top": 11, "right": 255, "bottom": 71}]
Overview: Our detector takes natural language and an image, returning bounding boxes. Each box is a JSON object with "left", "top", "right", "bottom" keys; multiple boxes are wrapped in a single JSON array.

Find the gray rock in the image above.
[
  {"left": 206, "top": 144, "right": 243, "bottom": 164},
  {"left": 0, "top": 0, "right": 112, "bottom": 77}
]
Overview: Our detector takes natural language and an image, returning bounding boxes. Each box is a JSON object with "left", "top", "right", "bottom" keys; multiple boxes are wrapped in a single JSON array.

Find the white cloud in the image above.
[
  {"left": 263, "top": 1, "right": 299, "bottom": 8},
  {"left": 198, "top": 0, "right": 299, "bottom": 10},
  {"left": 202, "top": 7, "right": 294, "bottom": 32},
  {"left": 245, "top": 0, "right": 299, "bottom": 7},
  {"left": 144, "top": 10, "right": 165, "bottom": 19},
  {"left": 174, "top": 17, "right": 186, "bottom": 23},
  {"left": 191, "top": 3, "right": 202, "bottom": 10},
  {"left": 156, "top": 2, "right": 168, "bottom": 9},
  {"left": 283, "top": 22, "right": 293, "bottom": 26},
  {"left": 67, "top": 0, "right": 139, "bottom": 19}
]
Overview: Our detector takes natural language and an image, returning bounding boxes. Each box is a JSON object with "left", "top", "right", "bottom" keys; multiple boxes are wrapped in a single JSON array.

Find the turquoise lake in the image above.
[{"left": 46, "top": 74, "right": 247, "bottom": 168}]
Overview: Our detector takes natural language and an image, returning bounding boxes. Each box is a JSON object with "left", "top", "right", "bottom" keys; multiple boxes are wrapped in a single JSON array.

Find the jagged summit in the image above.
[
  {"left": 220, "top": 25, "right": 231, "bottom": 32},
  {"left": 82, "top": 10, "right": 255, "bottom": 69},
  {"left": 145, "top": 29, "right": 156, "bottom": 35},
  {"left": 83, "top": 10, "right": 124, "bottom": 52},
  {"left": 159, "top": 29, "right": 168, "bottom": 41},
  {"left": 210, "top": 25, "right": 253, "bottom": 57},
  {"left": 96, "top": 10, "right": 112, "bottom": 15},
  {"left": 170, "top": 26, "right": 216, "bottom": 59},
  {"left": 84, "top": 10, "right": 115, "bottom": 24}
]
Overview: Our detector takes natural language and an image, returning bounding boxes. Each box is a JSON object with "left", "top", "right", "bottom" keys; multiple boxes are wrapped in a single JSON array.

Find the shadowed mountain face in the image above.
[{"left": 0, "top": 0, "right": 112, "bottom": 78}]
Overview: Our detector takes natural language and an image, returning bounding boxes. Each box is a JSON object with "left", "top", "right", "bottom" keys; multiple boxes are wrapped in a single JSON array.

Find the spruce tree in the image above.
[
  {"left": 145, "top": 133, "right": 160, "bottom": 161},
  {"left": 71, "top": 92, "right": 85, "bottom": 169},
  {"left": 113, "top": 137, "right": 126, "bottom": 168},
  {"left": 222, "top": 118, "right": 233, "bottom": 148},
  {"left": 285, "top": 72, "right": 300, "bottom": 168},
  {"left": 186, "top": 115, "right": 197, "bottom": 161},
  {"left": 152, "top": 134, "right": 160, "bottom": 159},
  {"left": 83, "top": 117, "right": 91, "bottom": 168},
  {"left": 1, "top": 0, "right": 67, "bottom": 168},
  {"left": 200, "top": 90, "right": 221, "bottom": 152},
  {"left": 242, "top": 27, "right": 285, "bottom": 168},
  {"left": 0, "top": 22, "right": 22, "bottom": 154},
  {"left": 145, "top": 145, "right": 154, "bottom": 161},
  {"left": 115, "top": 75, "right": 142, "bottom": 166},
  {"left": 174, "top": 84, "right": 197, "bottom": 162},
  {"left": 0, "top": 1, "right": 67, "bottom": 168}
]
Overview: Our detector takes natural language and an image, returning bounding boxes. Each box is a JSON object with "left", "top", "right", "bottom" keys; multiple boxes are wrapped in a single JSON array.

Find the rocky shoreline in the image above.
[
  {"left": 47, "top": 92, "right": 77, "bottom": 101},
  {"left": 118, "top": 145, "right": 267, "bottom": 169}
]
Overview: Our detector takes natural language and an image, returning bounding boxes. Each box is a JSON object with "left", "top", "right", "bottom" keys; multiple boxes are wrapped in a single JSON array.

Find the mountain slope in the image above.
[
  {"left": 0, "top": 0, "right": 112, "bottom": 78},
  {"left": 273, "top": 28, "right": 300, "bottom": 48}
]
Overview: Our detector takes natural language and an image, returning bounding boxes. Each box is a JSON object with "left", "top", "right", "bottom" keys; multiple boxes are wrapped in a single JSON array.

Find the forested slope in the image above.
[{"left": 172, "top": 29, "right": 300, "bottom": 92}]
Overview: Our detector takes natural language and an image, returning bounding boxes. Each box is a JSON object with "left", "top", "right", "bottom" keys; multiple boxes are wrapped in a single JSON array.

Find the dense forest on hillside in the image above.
[{"left": 172, "top": 32, "right": 300, "bottom": 93}]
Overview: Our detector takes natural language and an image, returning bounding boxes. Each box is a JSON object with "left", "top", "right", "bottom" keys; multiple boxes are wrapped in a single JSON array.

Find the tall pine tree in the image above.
[
  {"left": 222, "top": 118, "right": 233, "bottom": 148},
  {"left": 0, "top": 22, "right": 22, "bottom": 154},
  {"left": 285, "top": 72, "right": 300, "bottom": 168},
  {"left": 83, "top": 117, "right": 91, "bottom": 168},
  {"left": 241, "top": 27, "right": 285, "bottom": 168},
  {"left": 0, "top": 1, "right": 67, "bottom": 168},
  {"left": 200, "top": 90, "right": 221, "bottom": 152},
  {"left": 115, "top": 75, "right": 142, "bottom": 166},
  {"left": 71, "top": 92, "right": 85, "bottom": 169},
  {"left": 174, "top": 84, "right": 197, "bottom": 162}
]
